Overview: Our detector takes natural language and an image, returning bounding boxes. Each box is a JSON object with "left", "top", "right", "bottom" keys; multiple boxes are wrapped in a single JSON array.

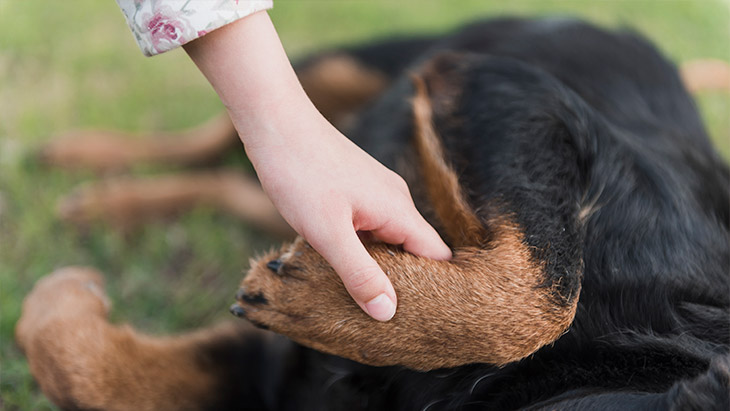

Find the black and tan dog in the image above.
[{"left": 17, "top": 18, "right": 730, "bottom": 410}]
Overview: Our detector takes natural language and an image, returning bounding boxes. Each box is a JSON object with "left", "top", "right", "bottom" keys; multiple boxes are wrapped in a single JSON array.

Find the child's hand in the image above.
[
  {"left": 184, "top": 10, "right": 450, "bottom": 321},
  {"left": 246, "top": 117, "right": 451, "bottom": 321}
]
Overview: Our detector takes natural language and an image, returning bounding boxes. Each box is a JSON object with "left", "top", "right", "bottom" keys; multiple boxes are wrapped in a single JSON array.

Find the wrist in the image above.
[
  {"left": 183, "top": 10, "right": 330, "bottom": 152},
  {"left": 230, "top": 86, "right": 328, "bottom": 150}
]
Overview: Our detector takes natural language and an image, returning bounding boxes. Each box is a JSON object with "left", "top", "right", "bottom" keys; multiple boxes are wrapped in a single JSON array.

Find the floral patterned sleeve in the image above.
[{"left": 115, "top": 0, "right": 273, "bottom": 56}]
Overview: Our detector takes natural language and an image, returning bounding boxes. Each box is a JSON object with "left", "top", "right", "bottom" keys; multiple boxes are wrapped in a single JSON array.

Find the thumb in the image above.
[{"left": 309, "top": 225, "right": 397, "bottom": 322}]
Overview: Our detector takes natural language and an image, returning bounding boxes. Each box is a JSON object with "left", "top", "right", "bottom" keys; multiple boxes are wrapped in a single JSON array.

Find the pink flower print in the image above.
[{"left": 143, "top": 6, "right": 195, "bottom": 54}]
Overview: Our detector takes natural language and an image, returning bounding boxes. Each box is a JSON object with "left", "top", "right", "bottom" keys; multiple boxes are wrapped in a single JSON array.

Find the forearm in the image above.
[{"left": 183, "top": 11, "right": 322, "bottom": 152}]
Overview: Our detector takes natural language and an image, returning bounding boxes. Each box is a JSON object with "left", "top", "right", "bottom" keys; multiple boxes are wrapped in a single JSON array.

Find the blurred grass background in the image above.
[{"left": 0, "top": 1, "right": 728, "bottom": 409}]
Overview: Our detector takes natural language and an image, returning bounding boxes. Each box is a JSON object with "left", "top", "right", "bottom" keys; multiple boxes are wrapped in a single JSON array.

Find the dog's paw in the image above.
[
  {"left": 16, "top": 267, "right": 113, "bottom": 408},
  {"left": 232, "top": 237, "right": 354, "bottom": 334},
  {"left": 232, "top": 237, "right": 473, "bottom": 370},
  {"left": 16, "top": 267, "right": 110, "bottom": 350},
  {"left": 56, "top": 184, "right": 109, "bottom": 228}
]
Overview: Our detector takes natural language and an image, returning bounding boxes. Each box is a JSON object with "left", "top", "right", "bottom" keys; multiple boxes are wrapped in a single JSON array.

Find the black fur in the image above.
[{"left": 209, "top": 18, "right": 730, "bottom": 410}]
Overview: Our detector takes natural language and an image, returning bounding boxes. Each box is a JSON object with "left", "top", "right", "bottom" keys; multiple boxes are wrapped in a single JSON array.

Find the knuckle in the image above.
[
  {"left": 343, "top": 266, "right": 382, "bottom": 296},
  {"left": 392, "top": 174, "right": 410, "bottom": 192}
]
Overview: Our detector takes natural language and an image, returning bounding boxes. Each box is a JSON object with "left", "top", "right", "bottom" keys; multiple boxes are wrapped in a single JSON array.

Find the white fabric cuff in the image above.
[{"left": 116, "top": 0, "right": 274, "bottom": 56}]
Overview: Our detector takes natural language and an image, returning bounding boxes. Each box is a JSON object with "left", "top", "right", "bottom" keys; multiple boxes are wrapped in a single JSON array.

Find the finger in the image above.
[
  {"left": 309, "top": 225, "right": 397, "bottom": 322},
  {"left": 403, "top": 214, "right": 452, "bottom": 260},
  {"left": 372, "top": 212, "right": 452, "bottom": 261}
]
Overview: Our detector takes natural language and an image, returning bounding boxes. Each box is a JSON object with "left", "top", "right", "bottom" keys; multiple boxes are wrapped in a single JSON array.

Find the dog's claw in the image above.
[
  {"left": 266, "top": 259, "right": 283, "bottom": 274},
  {"left": 229, "top": 303, "right": 246, "bottom": 318},
  {"left": 242, "top": 293, "right": 268, "bottom": 305}
]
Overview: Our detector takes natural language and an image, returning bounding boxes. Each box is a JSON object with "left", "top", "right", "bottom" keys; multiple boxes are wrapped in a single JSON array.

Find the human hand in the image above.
[
  {"left": 183, "top": 10, "right": 450, "bottom": 321},
  {"left": 244, "top": 116, "right": 452, "bottom": 321}
]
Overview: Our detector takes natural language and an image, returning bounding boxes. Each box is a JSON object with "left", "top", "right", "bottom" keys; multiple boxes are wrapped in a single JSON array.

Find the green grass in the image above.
[{"left": 0, "top": 1, "right": 728, "bottom": 409}]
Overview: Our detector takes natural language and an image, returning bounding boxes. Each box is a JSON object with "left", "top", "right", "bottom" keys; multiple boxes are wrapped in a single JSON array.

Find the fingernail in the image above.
[{"left": 365, "top": 293, "right": 396, "bottom": 321}]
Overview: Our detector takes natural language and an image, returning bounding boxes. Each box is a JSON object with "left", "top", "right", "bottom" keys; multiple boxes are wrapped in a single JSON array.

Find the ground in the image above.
[{"left": 0, "top": 1, "right": 728, "bottom": 409}]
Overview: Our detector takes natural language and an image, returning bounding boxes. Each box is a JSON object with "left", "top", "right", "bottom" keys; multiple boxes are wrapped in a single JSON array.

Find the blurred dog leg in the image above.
[
  {"left": 37, "top": 113, "right": 237, "bottom": 172},
  {"left": 37, "top": 55, "right": 390, "bottom": 173},
  {"left": 58, "top": 170, "right": 294, "bottom": 237}
]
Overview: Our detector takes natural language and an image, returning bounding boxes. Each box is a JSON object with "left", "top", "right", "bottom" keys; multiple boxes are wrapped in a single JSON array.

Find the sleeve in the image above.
[{"left": 115, "top": 0, "right": 274, "bottom": 56}]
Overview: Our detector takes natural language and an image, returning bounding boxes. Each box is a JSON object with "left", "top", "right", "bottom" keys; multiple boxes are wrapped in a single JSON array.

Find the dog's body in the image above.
[{"left": 17, "top": 18, "right": 730, "bottom": 410}]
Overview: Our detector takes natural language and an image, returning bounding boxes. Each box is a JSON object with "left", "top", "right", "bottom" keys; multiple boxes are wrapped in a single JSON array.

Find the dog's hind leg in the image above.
[
  {"left": 16, "top": 266, "right": 293, "bottom": 411},
  {"left": 37, "top": 50, "right": 393, "bottom": 173},
  {"left": 35, "top": 54, "right": 384, "bottom": 173},
  {"left": 37, "top": 112, "right": 237, "bottom": 172},
  {"left": 57, "top": 170, "right": 294, "bottom": 237}
]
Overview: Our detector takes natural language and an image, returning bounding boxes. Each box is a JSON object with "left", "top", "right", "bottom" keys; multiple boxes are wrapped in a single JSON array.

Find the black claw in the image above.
[
  {"left": 266, "top": 259, "right": 283, "bottom": 273},
  {"left": 242, "top": 292, "right": 269, "bottom": 305},
  {"left": 229, "top": 303, "right": 246, "bottom": 318}
]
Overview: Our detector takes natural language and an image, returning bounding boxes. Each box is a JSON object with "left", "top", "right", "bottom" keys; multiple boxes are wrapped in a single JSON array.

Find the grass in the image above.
[{"left": 0, "top": 1, "right": 728, "bottom": 409}]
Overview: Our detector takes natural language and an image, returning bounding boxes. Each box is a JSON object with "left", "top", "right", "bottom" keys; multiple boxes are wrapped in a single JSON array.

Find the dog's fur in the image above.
[{"left": 17, "top": 18, "right": 730, "bottom": 410}]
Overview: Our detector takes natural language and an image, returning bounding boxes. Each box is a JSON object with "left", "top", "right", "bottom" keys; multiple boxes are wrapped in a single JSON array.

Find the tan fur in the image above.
[
  {"left": 57, "top": 170, "right": 294, "bottom": 237},
  {"left": 38, "top": 113, "right": 236, "bottom": 171},
  {"left": 411, "top": 74, "right": 488, "bottom": 246},
  {"left": 298, "top": 55, "right": 388, "bottom": 127},
  {"left": 680, "top": 59, "right": 730, "bottom": 93},
  {"left": 238, "top": 228, "right": 577, "bottom": 370},
  {"left": 16, "top": 267, "right": 270, "bottom": 411}
]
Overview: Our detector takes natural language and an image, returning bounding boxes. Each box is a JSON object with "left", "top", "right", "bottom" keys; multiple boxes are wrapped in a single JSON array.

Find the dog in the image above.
[{"left": 17, "top": 17, "right": 730, "bottom": 410}]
